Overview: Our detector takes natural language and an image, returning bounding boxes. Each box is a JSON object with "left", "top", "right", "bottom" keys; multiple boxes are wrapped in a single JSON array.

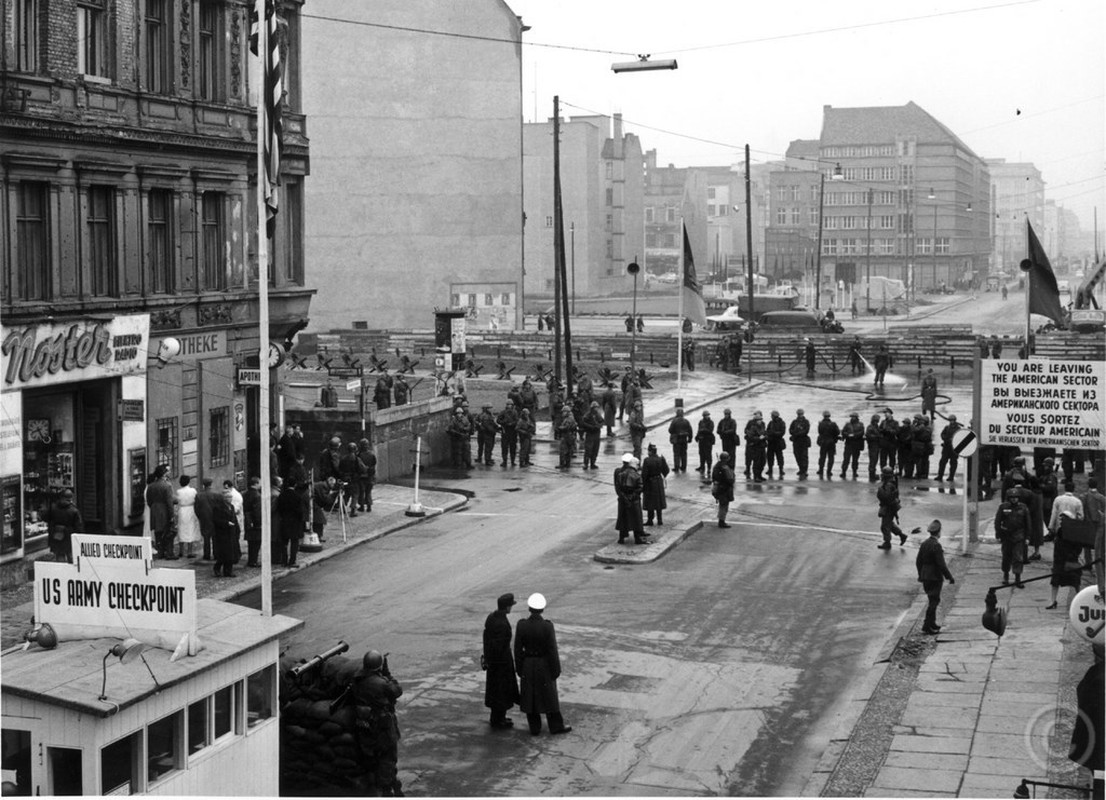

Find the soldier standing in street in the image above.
[
  {"left": 476, "top": 404, "right": 499, "bottom": 466},
  {"left": 580, "top": 401, "right": 604, "bottom": 470},
  {"left": 557, "top": 410, "right": 577, "bottom": 469},
  {"left": 995, "top": 488, "right": 1030, "bottom": 587},
  {"left": 641, "top": 443, "right": 670, "bottom": 526},
  {"left": 935, "top": 415, "right": 963, "bottom": 483},
  {"left": 373, "top": 373, "right": 392, "bottom": 410},
  {"left": 916, "top": 520, "right": 955, "bottom": 634},
  {"left": 356, "top": 438, "right": 377, "bottom": 513},
  {"left": 628, "top": 400, "right": 647, "bottom": 459},
  {"left": 514, "top": 593, "right": 572, "bottom": 736},
  {"left": 920, "top": 368, "right": 939, "bottom": 421},
  {"left": 840, "top": 412, "right": 865, "bottom": 479},
  {"left": 877, "top": 467, "right": 908, "bottom": 550},
  {"left": 817, "top": 411, "right": 840, "bottom": 479},
  {"left": 518, "top": 378, "right": 538, "bottom": 418},
  {"left": 873, "top": 344, "right": 890, "bottom": 388},
  {"left": 911, "top": 416, "right": 934, "bottom": 479},
  {"left": 614, "top": 454, "right": 649, "bottom": 545},
  {"left": 789, "top": 409, "right": 812, "bottom": 479},
  {"left": 711, "top": 452, "right": 736, "bottom": 528},
  {"left": 516, "top": 409, "right": 535, "bottom": 467},
  {"left": 695, "top": 411, "right": 716, "bottom": 477},
  {"left": 392, "top": 373, "right": 410, "bottom": 406},
  {"left": 717, "top": 408, "right": 739, "bottom": 466},
  {"left": 448, "top": 408, "right": 473, "bottom": 468},
  {"left": 497, "top": 401, "right": 519, "bottom": 467},
  {"left": 896, "top": 416, "right": 915, "bottom": 477},
  {"left": 482, "top": 593, "right": 520, "bottom": 729},
  {"left": 601, "top": 383, "right": 618, "bottom": 436},
  {"left": 804, "top": 338, "right": 817, "bottom": 378},
  {"left": 352, "top": 650, "right": 404, "bottom": 796},
  {"left": 878, "top": 408, "right": 899, "bottom": 472},
  {"left": 865, "top": 414, "right": 883, "bottom": 482},
  {"left": 744, "top": 410, "right": 767, "bottom": 482},
  {"left": 765, "top": 410, "right": 787, "bottom": 479},
  {"left": 848, "top": 337, "right": 864, "bottom": 375},
  {"left": 668, "top": 408, "right": 693, "bottom": 473}
]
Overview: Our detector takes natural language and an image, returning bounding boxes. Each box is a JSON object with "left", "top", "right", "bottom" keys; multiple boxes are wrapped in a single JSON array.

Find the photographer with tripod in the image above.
[{"left": 311, "top": 475, "right": 342, "bottom": 544}]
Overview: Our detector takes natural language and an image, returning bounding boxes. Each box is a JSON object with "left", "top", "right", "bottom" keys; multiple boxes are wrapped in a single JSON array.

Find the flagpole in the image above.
[
  {"left": 1023, "top": 218, "right": 1031, "bottom": 357},
  {"left": 255, "top": 0, "right": 272, "bottom": 618},
  {"left": 677, "top": 218, "right": 684, "bottom": 394}
]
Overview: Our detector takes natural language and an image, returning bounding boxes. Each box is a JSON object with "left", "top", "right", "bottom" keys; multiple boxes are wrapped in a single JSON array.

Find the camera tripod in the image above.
[{"left": 327, "top": 484, "right": 351, "bottom": 544}]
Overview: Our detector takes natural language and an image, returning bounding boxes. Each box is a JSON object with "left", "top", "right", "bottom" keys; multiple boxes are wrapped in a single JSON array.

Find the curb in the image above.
[
  {"left": 593, "top": 520, "right": 704, "bottom": 565},
  {"left": 207, "top": 493, "right": 470, "bottom": 605}
]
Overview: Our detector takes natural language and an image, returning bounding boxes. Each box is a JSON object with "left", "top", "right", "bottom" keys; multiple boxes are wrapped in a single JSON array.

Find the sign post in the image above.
[{"left": 952, "top": 427, "right": 979, "bottom": 553}]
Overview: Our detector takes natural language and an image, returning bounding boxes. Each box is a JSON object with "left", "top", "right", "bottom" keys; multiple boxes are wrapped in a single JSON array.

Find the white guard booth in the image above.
[{"left": 1, "top": 534, "right": 301, "bottom": 796}]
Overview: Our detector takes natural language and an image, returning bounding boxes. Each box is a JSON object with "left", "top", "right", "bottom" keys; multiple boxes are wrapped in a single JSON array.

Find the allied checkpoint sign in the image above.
[
  {"left": 980, "top": 359, "right": 1105, "bottom": 450},
  {"left": 34, "top": 534, "right": 198, "bottom": 652}
]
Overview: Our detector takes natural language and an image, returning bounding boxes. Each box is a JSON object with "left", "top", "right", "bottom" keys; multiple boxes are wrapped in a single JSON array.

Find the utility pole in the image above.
[
  {"left": 553, "top": 97, "right": 573, "bottom": 395},
  {"left": 866, "top": 188, "right": 873, "bottom": 313},
  {"left": 552, "top": 97, "right": 563, "bottom": 389},
  {"left": 745, "top": 145, "right": 754, "bottom": 322},
  {"left": 815, "top": 171, "right": 826, "bottom": 310}
]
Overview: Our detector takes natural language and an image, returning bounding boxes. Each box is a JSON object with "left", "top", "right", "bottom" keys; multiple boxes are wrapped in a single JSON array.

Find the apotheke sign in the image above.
[{"left": 1, "top": 314, "right": 151, "bottom": 390}]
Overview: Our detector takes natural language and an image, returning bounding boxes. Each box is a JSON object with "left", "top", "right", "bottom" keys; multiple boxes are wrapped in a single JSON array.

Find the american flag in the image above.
[{"left": 250, "top": 0, "right": 283, "bottom": 238}]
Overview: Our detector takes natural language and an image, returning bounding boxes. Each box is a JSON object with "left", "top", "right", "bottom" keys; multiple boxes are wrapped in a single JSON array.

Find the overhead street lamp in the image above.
[{"left": 612, "top": 56, "right": 678, "bottom": 73}]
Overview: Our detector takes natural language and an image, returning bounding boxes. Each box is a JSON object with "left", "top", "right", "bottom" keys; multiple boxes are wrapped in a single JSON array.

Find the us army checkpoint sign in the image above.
[{"left": 980, "top": 358, "right": 1105, "bottom": 450}]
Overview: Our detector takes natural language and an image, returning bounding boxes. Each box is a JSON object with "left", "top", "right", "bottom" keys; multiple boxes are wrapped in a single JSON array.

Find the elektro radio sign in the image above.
[{"left": 980, "top": 358, "right": 1105, "bottom": 450}]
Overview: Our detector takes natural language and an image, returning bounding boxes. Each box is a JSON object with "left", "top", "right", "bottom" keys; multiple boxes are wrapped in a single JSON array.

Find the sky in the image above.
[{"left": 507, "top": 0, "right": 1105, "bottom": 232}]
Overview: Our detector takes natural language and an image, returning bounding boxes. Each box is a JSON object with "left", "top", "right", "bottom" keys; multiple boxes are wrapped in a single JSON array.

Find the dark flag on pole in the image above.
[
  {"left": 682, "top": 223, "right": 708, "bottom": 325},
  {"left": 1021, "top": 221, "right": 1065, "bottom": 326},
  {"left": 250, "top": 1, "right": 284, "bottom": 238}
]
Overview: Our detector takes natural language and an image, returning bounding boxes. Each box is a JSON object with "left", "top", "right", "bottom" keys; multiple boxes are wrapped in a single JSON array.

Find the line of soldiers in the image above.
[{"left": 665, "top": 406, "right": 958, "bottom": 484}]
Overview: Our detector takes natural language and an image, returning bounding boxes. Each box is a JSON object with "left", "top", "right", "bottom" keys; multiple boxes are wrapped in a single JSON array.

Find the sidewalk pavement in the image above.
[
  {"left": 805, "top": 525, "right": 1097, "bottom": 797},
  {"left": 0, "top": 484, "right": 469, "bottom": 651}
]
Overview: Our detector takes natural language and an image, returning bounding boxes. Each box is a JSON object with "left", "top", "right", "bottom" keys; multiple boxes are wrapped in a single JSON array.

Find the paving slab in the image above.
[
  {"left": 882, "top": 750, "right": 970, "bottom": 772},
  {"left": 889, "top": 733, "right": 973, "bottom": 754},
  {"left": 966, "top": 754, "right": 1049, "bottom": 777},
  {"left": 870, "top": 766, "right": 963, "bottom": 793}
]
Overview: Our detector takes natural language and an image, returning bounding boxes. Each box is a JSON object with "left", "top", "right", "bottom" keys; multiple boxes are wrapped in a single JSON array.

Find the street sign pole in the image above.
[
  {"left": 406, "top": 435, "right": 426, "bottom": 517},
  {"left": 951, "top": 427, "right": 979, "bottom": 554},
  {"left": 966, "top": 349, "right": 983, "bottom": 550}
]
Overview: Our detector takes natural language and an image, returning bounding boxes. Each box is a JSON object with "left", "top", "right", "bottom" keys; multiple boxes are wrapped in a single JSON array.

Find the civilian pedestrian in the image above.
[
  {"left": 243, "top": 476, "right": 263, "bottom": 567},
  {"left": 211, "top": 490, "right": 240, "bottom": 578},
  {"left": 44, "top": 489, "right": 82, "bottom": 563},
  {"left": 146, "top": 468, "right": 176, "bottom": 560},
  {"left": 194, "top": 477, "right": 218, "bottom": 561},
  {"left": 176, "top": 474, "right": 201, "bottom": 558}
]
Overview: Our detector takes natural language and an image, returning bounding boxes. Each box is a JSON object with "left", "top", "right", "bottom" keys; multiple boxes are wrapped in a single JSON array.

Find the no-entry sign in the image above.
[{"left": 980, "top": 358, "right": 1105, "bottom": 449}]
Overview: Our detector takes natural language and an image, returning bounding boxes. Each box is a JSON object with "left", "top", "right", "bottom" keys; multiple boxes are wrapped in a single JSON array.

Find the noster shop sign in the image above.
[{"left": 979, "top": 358, "right": 1105, "bottom": 450}]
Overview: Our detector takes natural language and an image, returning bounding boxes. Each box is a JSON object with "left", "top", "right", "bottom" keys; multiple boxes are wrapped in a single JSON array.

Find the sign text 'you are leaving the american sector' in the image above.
[{"left": 980, "top": 359, "right": 1105, "bottom": 450}]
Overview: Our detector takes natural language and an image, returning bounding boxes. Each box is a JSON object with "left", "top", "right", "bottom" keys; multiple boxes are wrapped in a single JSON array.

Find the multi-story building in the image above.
[
  {"left": 819, "top": 102, "right": 991, "bottom": 294},
  {"left": 644, "top": 153, "right": 692, "bottom": 277},
  {"left": 302, "top": 1, "right": 524, "bottom": 331},
  {"left": 986, "top": 158, "right": 1045, "bottom": 273},
  {"left": 765, "top": 140, "right": 821, "bottom": 281},
  {"left": 0, "top": 0, "right": 311, "bottom": 580},
  {"left": 523, "top": 113, "right": 644, "bottom": 299}
]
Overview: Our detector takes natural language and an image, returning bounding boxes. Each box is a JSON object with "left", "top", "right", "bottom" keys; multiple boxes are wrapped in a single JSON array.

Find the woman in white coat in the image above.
[{"left": 176, "top": 474, "right": 202, "bottom": 558}]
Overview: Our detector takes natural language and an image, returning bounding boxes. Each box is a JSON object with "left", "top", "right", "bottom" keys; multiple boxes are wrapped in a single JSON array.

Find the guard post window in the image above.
[
  {"left": 201, "top": 191, "right": 226, "bottom": 290},
  {"left": 77, "top": 0, "right": 107, "bottom": 77},
  {"left": 145, "top": 0, "right": 169, "bottom": 93},
  {"left": 209, "top": 407, "right": 229, "bottom": 467},
  {"left": 16, "top": 181, "right": 50, "bottom": 301}
]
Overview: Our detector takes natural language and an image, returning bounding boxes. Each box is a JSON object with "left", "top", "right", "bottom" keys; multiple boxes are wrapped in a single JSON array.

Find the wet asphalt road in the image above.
[{"left": 239, "top": 377, "right": 970, "bottom": 796}]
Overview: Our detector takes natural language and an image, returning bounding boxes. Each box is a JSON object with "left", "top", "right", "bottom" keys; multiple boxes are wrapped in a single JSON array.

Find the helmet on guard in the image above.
[{"left": 363, "top": 650, "right": 384, "bottom": 672}]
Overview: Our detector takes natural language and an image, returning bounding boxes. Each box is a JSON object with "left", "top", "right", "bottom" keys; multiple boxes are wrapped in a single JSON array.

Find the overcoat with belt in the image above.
[{"left": 514, "top": 612, "right": 562, "bottom": 714}]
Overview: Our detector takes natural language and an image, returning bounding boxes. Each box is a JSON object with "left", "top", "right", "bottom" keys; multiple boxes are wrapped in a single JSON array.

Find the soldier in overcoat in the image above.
[
  {"left": 641, "top": 443, "right": 670, "bottom": 526},
  {"left": 483, "top": 593, "right": 521, "bottom": 729},
  {"left": 514, "top": 593, "right": 572, "bottom": 736}
]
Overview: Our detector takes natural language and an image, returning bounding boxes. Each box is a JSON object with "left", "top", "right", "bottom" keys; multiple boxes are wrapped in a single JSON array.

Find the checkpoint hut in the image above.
[{"left": 1, "top": 535, "right": 301, "bottom": 795}]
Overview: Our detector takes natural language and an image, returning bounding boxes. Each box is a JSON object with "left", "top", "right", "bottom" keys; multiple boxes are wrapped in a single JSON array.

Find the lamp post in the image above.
[
  {"left": 814, "top": 163, "right": 844, "bottom": 310},
  {"left": 627, "top": 258, "right": 640, "bottom": 376}
]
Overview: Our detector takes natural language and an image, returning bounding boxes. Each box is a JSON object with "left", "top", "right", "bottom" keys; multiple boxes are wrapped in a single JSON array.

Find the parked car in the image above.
[
  {"left": 704, "top": 306, "right": 746, "bottom": 331},
  {"left": 757, "top": 310, "right": 831, "bottom": 333}
]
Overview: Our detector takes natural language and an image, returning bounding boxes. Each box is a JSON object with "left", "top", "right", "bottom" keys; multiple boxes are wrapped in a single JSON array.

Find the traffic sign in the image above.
[
  {"left": 1069, "top": 586, "right": 1104, "bottom": 645},
  {"left": 346, "top": 378, "right": 362, "bottom": 391},
  {"left": 950, "top": 428, "right": 978, "bottom": 458}
]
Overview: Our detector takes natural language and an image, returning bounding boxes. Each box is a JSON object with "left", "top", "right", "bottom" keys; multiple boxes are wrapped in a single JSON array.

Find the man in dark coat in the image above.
[
  {"left": 338, "top": 442, "right": 363, "bottom": 517},
  {"left": 356, "top": 439, "right": 377, "bottom": 512},
  {"left": 392, "top": 373, "right": 410, "bottom": 406},
  {"left": 765, "top": 410, "right": 787, "bottom": 479},
  {"left": 627, "top": 400, "right": 647, "bottom": 460},
  {"left": 695, "top": 411, "right": 716, "bottom": 477},
  {"left": 744, "top": 410, "right": 767, "bottom": 482},
  {"left": 920, "top": 369, "right": 939, "bottom": 420},
  {"left": 476, "top": 404, "right": 499, "bottom": 466},
  {"left": 717, "top": 408, "right": 739, "bottom": 466},
  {"left": 194, "top": 477, "right": 218, "bottom": 561},
  {"left": 615, "top": 454, "right": 649, "bottom": 544},
  {"left": 580, "top": 401, "right": 604, "bottom": 470},
  {"left": 840, "top": 412, "right": 865, "bottom": 479},
  {"left": 816, "top": 411, "right": 840, "bottom": 479},
  {"left": 935, "top": 414, "right": 963, "bottom": 482},
  {"left": 668, "top": 408, "right": 693, "bottom": 473},
  {"left": 711, "top": 452, "right": 736, "bottom": 528},
  {"left": 916, "top": 519, "right": 955, "bottom": 634},
  {"left": 351, "top": 650, "right": 404, "bottom": 796},
  {"left": 878, "top": 409, "right": 900, "bottom": 472},
  {"left": 789, "top": 410, "right": 812, "bottom": 479},
  {"left": 873, "top": 345, "right": 890, "bottom": 388},
  {"left": 848, "top": 337, "right": 863, "bottom": 375},
  {"left": 210, "top": 491, "right": 241, "bottom": 577},
  {"left": 865, "top": 414, "right": 883, "bottom": 482},
  {"left": 497, "top": 401, "right": 520, "bottom": 467},
  {"left": 44, "top": 489, "right": 83, "bottom": 563},
  {"left": 483, "top": 593, "right": 521, "bottom": 729},
  {"left": 601, "top": 384, "right": 618, "bottom": 436},
  {"left": 641, "top": 443, "right": 670, "bottom": 526},
  {"left": 373, "top": 373, "right": 392, "bottom": 409},
  {"left": 243, "top": 475, "right": 263, "bottom": 567},
  {"left": 276, "top": 479, "right": 307, "bottom": 568},
  {"left": 514, "top": 593, "right": 571, "bottom": 736},
  {"left": 146, "top": 469, "right": 177, "bottom": 560},
  {"left": 804, "top": 338, "right": 817, "bottom": 378}
]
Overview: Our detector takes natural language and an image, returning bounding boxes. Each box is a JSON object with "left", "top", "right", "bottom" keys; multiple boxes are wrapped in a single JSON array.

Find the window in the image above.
[
  {"left": 88, "top": 185, "right": 116, "bottom": 297},
  {"left": 707, "top": 204, "right": 716, "bottom": 217},
  {"left": 809, "top": 208, "right": 818, "bottom": 225},
  {"left": 605, "top": 188, "right": 613, "bottom": 206},
  {"left": 790, "top": 186, "right": 801, "bottom": 202},
  {"left": 707, "top": 187, "right": 716, "bottom": 200},
  {"left": 156, "top": 417, "right": 178, "bottom": 475},
  {"left": 201, "top": 192, "right": 226, "bottom": 290},
  {"left": 544, "top": 216, "right": 553, "bottom": 227},
  {"left": 605, "top": 214, "right": 612, "bottom": 232},
  {"left": 213, "top": 685, "right": 235, "bottom": 739},
  {"left": 606, "top": 239, "right": 613, "bottom": 258},
  {"left": 78, "top": 0, "right": 107, "bottom": 77},
  {"left": 147, "top": 712, "right": 182, "bottom": 784},
  {"left": 484, "top": 293, "right": 493, "bottom": 306},
  {"left": 209, "top": 407, "right": 229, "bottom": 467},
  {"left": 15, "top": 0, "right": 37, "bottom": 71},
  {"left": 247, "top": 666, "right": 276, "bottom": 729},
  {"left": 789, "top": 208, "right": 801, "bottom": 225},
  {"left": 188, "top": 698, "right": 209, "bottom": 754},
  {"left": 879, "top": 215, "right": 895, "bottom": 229},
  {"left": 16, "top": 181, "right": 50, "bottom": 301},
  {"left": 198, "top": 2, "right": 222, "bottom": 101},
  {"left": 148, "top": 189, "right": 173, "bottom": 294},
  {"left": 500, "top": 293, "right": 511, "bottom": 305},
  {"left": 606, "top": 161, "right": 613, "bottom": 179},
  {"left": 101, "top": 732, "right": 141, "bottom": 795},
  {"left": 717, "top": 205, "right": 727, "bottom": 217},
  {"left": 284, "top": 181, "right": 304, "bottom": 285},
  {"left": 666, "top": 207, "right": 675, "bottom": 223},
  {"left": 145, "top": 0, "right": 169, "bottom": 93},
  {"left": 936, "top": 237, "right": 950, "bottom": 255},
  {"left": 644, "top": 207, "right": 654, "bottom": 223}
]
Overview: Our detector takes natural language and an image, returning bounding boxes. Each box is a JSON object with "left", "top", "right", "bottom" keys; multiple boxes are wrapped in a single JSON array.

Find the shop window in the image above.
[
  {"left": 100, "top": 733, "right": 140, "bottom": 795},
  {"left": 209, "top": 407, "right": 229, "bottom": 468},
  {"left": 77, "top": 0, "right": 108, "bottom": 78},
  {"left": 187, "top": 698, "right": 209, "bottom": 754},
  {"left": 147, "top": 711, "right": 182, "bottom": 784},
  {"left": 201, "top": 192, "right": 226, "bottom": 291},
  {"left": 144, "top": 0, "right": 170, "bottom": 93},
  {"left": 148, "top": 189, "right": 174, "bottom": 294},
  {"left": 247, "top": 665, "right": 275, "bottom": 728},
  {"left": 198, "top": 1, "right": 223, "bottom": 101},
  {"left": 156, "top": 417, "right": 179, "bottom": 475},
  {"left": 88, "top": 186, "right": 117, "bottom": 297},
  {"left": 15, "top": 0, "right": 37, "bottom": 72},
  {"left": 16, "top": 181, "right": 50, "bottom": 301}
]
